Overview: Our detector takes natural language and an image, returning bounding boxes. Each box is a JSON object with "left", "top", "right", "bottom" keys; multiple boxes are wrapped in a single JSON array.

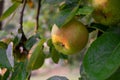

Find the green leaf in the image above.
[
  {"left": 59, "top": 53, "right": 68, "bottom": 59},
  {"left": 76, "top": 6, "right": 93, "bottom": 15},
  {"left": 11, "top": 62, "right": 29, "bottom": 80},
  {"left": 80, "top": 64, "right": 89, "bottom": 80},
  {"left": 47, "top": 76, "right": 69, "bottom": 80},
  {"left": 90, "top": 23, "right": 108, "bottom": 32},
  {"left": 13, "top": 35, "right": 21, "bottom": 48},
  {"left": 0, "top": 42, "right": 7, "bottom": 49},
  {"left": 27, "top": 39, "right": 46, "bottom": 71},
  {"left": 43, "top": 0, "right": 64, "bottom": 4},
  {"left": 106, "top": 68, "right": 120, "bottom": 80},
  {"left": 83, "top": 27, "right": 120, "bottom": 80},
  {"left": 0, "top": 2, "right": 20, "bottom": 21},
  {"left": 51, "top": 47, "right": 60, "bottom": 63},
  {"left": 43, "top": 0, "right": 79, "bottom": 5},
  {"left": 53, "top": 1, "right": 81, "bottom": 28},
  {"left": 47, "top": 39, "right": 53, "bottom": 47},
  {"left": 0, "top": 48, "right": 12, "bottom": 70},
  {"left": 25, "top": 34, "right": 40, "bottom": 50},
  {"left": 0, "top": 69, "right": 10, "bottom": 80}
]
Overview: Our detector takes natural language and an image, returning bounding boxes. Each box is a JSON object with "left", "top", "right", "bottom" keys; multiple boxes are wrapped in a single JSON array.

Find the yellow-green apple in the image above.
[
  {"left": 90, "top": 0, "right": 120, "bottom": 25},
  {"left": 51, "top": 19, "right": 88, "bottom": 55}
]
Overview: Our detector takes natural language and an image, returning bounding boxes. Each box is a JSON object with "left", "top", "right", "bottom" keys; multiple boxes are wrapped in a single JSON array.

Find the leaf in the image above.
[
  {"left": 51, "top": 47, "right": 60, "bottom": 63},
  {"left": 43, "top": 0, "right": 79, "bottom": 5},
  {"left": 25, "top": 34, "right": 40, "bottom": 51},
  {"left": 47, "top": 39, "right": 53, "bottom": 47},
  {"left": 6, "top": 42, "right": 14, "bottom": 67},
  {"left": 76, "top": 6, "right": 93, "bottom": 15},
  {"left": 1, "top": 69, "right": 10, "bottom": 80},
  {"left": 47, "top": 39, "right": 59, "bottom": 63},
  {"left": 11, "top": 62, "right": 29, "bottom": 80},
  {"left": 27, "top": 39, "right": 46, "bottom": 71},
  {"left": 47, "top": 76, "right": 69, "bottom": 80},
  {"left": 83, "top": 27, "right": 120, "bottom": 80},
  {"left": 0, "top": 42, "right": 7, "bottom": 49},
  {"left": 59, "top": 53, "right": 68, "bottom": 59},
  {"left": 43, "top": 0, "right": 64, "bottom": 4},
  {"left": 106, "top": 67, "right": 120, "bottom": 80},
  {"left": 80, "top": 64, "right": 89, "bottom": 80},
  {"left": 0, "top": 48, "right": 12, "bottom": 70},
  {"left": 13, "top": 35, "right": 22, "bottom": 48},
  {"left": 0, "top": 2, "right": 20, "bottom": 21},
  {"left": 53, "top": 0, "right": 81, "bottom": 28},
  {"left": 90, "top": 23, "right": 108, "bottom": 32}
]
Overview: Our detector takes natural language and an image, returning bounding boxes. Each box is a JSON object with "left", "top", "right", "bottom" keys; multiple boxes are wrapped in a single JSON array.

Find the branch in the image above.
[
  {"left": 19, "top": 0, "right": 27, "bottom": 41},
  {"left": 0, "top": 0, "right": 4, "bottom": 30},
  {"left": 35, "top": 0, "right": 42, "bottom": 33},
  {"left": 28, "top": 73, "right": 31, "bottom": 80}
]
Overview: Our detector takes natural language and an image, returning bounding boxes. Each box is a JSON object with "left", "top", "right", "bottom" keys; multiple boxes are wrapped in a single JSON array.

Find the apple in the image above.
[
  {"left": 51, "top": 18, "right": 88, "bottom": 55},
  {"left": 91, "top": 0, "right": 120, "bottom": 25}
]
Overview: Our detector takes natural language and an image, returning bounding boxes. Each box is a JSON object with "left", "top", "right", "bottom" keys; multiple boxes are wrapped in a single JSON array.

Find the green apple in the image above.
[
  {"left": 51, "top": 19, "right": 88, "bottom": 55},
  {"left": 90, "top": 0, "right": 120, "bottom": 25}
]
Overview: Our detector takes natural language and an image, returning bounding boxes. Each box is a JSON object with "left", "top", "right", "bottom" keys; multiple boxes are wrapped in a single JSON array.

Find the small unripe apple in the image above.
[
  {"left": 91, "top": 0, "right": 120, "bottom": 25},
  {"left": 51, "top": 19, "right": 88, "bottom": 55}
]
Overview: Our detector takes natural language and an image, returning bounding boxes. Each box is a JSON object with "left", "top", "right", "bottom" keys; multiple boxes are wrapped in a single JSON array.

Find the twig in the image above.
[
  {"left": 35, "top": 0, "right": 42, "bottom": 33},
  {"left": 28, "top": 73, "right": 31, "bottom": 80},
  {"left": 20, "top": 0, "right": 26, "bottom": 31},
  {"left": 19, "top": 0, "right": 27, "bottom": 41},
  {"left": 0, "top": 0, "right": 4, "bottom": 30}
]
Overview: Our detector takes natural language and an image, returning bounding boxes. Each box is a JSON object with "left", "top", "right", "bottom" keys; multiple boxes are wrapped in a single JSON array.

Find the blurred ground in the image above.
[{"left": 30, "top": 59, "right": 80, "bottom": 80}]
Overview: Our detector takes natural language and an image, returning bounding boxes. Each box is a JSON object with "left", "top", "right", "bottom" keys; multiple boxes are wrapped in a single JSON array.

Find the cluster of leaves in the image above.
[
  {"left": 0, "top": 0, "right": 120, "bottom": 80},
  {"left": 44, "top": 0, "right": 120, "bottom": 80},
  {"left": 0, "top": 0, "right": 69, "bottom": 79}
]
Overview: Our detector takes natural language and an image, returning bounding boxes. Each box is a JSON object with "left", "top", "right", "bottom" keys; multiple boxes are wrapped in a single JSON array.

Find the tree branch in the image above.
[
  {"left": 0, "top": 0, "right": 4, "bottom": 30},
  {"left": 19, "top": 0, "right": 27, "bottom": 41},
  {"left": 35, "top": 0, "right": 42, "bottom": 33}
]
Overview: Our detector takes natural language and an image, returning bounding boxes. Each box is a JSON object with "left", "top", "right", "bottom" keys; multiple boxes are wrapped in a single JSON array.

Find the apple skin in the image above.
[
  {"left": 91, "top": 0, "right": 120, "bottom": 25},
  {"left": 51, "top": 19, "right": 88, "bottom": 55}
]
